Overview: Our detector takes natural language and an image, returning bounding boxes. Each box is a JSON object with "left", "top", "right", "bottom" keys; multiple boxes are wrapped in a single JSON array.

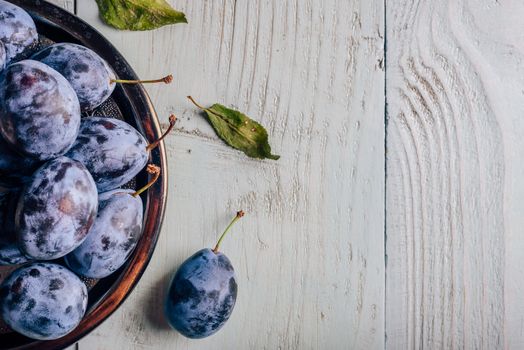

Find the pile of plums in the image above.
[{"left": 0, "top": 1, "right": 171, "bottom": 341}]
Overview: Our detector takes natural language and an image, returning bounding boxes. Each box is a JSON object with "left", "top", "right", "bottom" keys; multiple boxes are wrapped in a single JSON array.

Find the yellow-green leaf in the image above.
[
  {"left": 188, "top": 97, "right": 280, "bottom": 160},
  {"left": 95, "top": 0, "right": 187, "bottom": 31}
]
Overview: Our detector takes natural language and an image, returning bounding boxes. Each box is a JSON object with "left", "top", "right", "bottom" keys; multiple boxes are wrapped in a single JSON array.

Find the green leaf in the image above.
[
  {"left": 95, "top": 0, "right": 187, "bottom": 31},
  {"left": 188, "top": 97, "right": 280, "bottom": 160}
]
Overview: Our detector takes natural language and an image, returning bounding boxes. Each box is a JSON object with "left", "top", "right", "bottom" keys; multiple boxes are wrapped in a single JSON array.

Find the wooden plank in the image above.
[
  {"left": 386, "top": 1, "right": 524, "bottom": 349},
  {"left": 75, "top": 0, "right": 385, "bottom": 349},
  {"left": 47, "top": 0, "right": 74, "bottom": 13}
]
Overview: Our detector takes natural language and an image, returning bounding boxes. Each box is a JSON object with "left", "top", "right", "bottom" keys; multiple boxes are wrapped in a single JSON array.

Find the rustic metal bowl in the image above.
[{"left": 0, "top": 1, "right": 168, "bottom": 349}]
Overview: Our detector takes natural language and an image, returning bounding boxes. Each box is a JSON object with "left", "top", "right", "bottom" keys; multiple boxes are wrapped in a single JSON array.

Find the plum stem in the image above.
[
  {"left": 212, "top": 211, "right": 245, "bottom": 253},
  {"left": 132, "top": 165, "right": 161, "bottom": 197},
  {"left": 146, "top": 115, "right": 177, "bottom": 151},
  {"left": 110, "top": 74, "right": 173, "bottom": 85}
]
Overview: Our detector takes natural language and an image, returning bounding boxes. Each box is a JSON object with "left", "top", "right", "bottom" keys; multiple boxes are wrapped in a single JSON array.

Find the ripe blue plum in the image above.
[
  {"left": 0, "top": 1, "right": 37, "bottom": 62},
  {"left": 64, "top": 189, "right": 142, "bottom": 278},
  {"left": 0, "top": 236, "right": 30, "bottom": 266},
  {"left": 0, "top": 41, "right": 6, "bottom": 70},
  {"left": 0, "top": 239, "right": 30, "bottom": 266},
  {"left": 66, "top": 116, "right": 175, "bottom": 192},
  {"left": 65, "top": 117, "right": 147, "bottom": 192},
  {"left": 0, "top": 192, "right": 30, "bottom": 265},
  {"left": 0, "top": 60, "right": 81, "bottom": 161},
  {"left": 165, "top": 211, "right": 244, "bottom": 339},
  {"left": 32, "top": 43, "right": 116, "bottom": 111},
  {"left": 0, "top": 136, "right": 41, "bottom": 188},
  {"left": 65, "top": 165, "right": 160, "bottom": 278},
  {"left": 16, "top": 156, "right": 98, "bottom": 260},
  {"left": 0, "top": 262, "right": 88, "bottom": 340},
  {"left": 32, "top": 43, "right": 173, "bottom": 111},
  {"left": 165, "top": 249, "right": 237, "bottom": 339}
]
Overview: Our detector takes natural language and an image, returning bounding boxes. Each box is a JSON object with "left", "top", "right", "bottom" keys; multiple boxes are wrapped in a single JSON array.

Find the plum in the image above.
[
  {"left": 0, "top": 192, "right": 30, "bottom": 265},
  {"left": 65, "top": 117, "right": 147, "bottom": 192},
  {"left": 16, "top": 156, "right": 98, "bottom": 260},
  {"left": 165, "top": 211, "right": 244, "bottom": 339},
  {"left": 0, "top": 262, "right": 88, "bottom": 340},
  {"left": 32, "top": 43, "right": 116, "bottom": 111},
  {"left": 166, "top": 250, "right": 238, "bottom": 339},
  {"left": 0, "top": 60, "right": 81, "bottom": 161},
  {"left": 64, "top": 189, "right": 142, "bottom": 278},
  {"left": 0, "top": 235, "right": 30, "bottom": 266},
  {"left": 32, "top": 43, "right": 173, "bottom": 111},
  {"left": 0, "top": 1, "right": 37, "bottom": 62},
  {"left": 65, "top": 115, "right": 175, "bottom": 192},
  {"left": 0, "top": 41, "right": 6, "bottom": 70},
  {"left": 65, "top": 165, "right": 160, "bottom": 278},
  {"left": 0, "top": 136, "right": 41, "bottom": 188}
]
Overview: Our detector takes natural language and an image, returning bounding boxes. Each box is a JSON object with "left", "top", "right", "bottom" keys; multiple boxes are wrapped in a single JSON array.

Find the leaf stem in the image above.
[
  {"left": 146, "top": 115, "right": 177, "bottom": 151},
  {"left": 212, "top": 211, "right": 245, "bottom": 253},
  {"left": 187, "top": 96, "right": 257, "bottom": 146},
  {"left": 132, "top": 165, "right": 161, "bottom": 197},
  {"left": 111, "top": 74, "right": 173, "bottom": 85},
  {"left": 187, "top": 96, "right": 207, "bottom": 111},
  {"left": 186, "top": 96, "right": 279, "bottom": 160}
]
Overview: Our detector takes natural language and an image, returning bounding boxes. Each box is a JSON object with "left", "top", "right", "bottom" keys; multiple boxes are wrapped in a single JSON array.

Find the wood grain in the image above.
[
  {"left": 47, "top": 0, "right": 74, "bottom": 12},
  {"left": 386, "top": 0, "right": 524, "bottom": 349},
  {"left": 43, "top": 0, "right": 524, "bottom": 348},
  {"left": 72, "top": 0, "right": 385, "bottom": 349}
]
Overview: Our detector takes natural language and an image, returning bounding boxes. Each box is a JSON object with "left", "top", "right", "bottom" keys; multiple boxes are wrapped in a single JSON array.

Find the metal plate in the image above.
[{"left": 0, "top": 1, "right": 168, "bottom": 349}]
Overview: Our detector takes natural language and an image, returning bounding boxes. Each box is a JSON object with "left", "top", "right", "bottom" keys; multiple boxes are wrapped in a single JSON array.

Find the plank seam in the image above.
[{"left": 383, "top": 0, "right": 388, "bottom": 348}]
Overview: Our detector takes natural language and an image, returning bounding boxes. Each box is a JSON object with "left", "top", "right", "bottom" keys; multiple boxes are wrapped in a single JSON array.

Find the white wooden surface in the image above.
[
  {"left": 386, "top": 0, "right": 524, "bottom": 349},
  {"left": 47, "top": 0, "right": 386, "bottom": 349},
  {"left": 43, "top": 0, "right": 524, "bottom": 349},
  {"left": 48, "top": 0, "right": 74, "bottom": 13}
]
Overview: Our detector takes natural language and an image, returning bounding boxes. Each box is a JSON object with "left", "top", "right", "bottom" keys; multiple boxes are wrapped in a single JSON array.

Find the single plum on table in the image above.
[
  {"left": 165, "top": 211, "right": 244, "bottom": 339},
  {"left": 0, "top": 262, "right": 88, "bottom": 340},
  {"left": 15, "top": 156, "right": 98, "bottom": 260},
  {"left": 0, "top": 60, "right": 81, "bottom": 161},
  {"left": 32, "top": 42, "right": 173, "bottom": 111},
  {"left": 0, "top": 0, "right": 37, "bottom": 62},
  {"left": 65, "top": 165, "right": 161, "bottom": 279},
  {"left": 66, "top": 115, "right": 175, "bottom": 192}
]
